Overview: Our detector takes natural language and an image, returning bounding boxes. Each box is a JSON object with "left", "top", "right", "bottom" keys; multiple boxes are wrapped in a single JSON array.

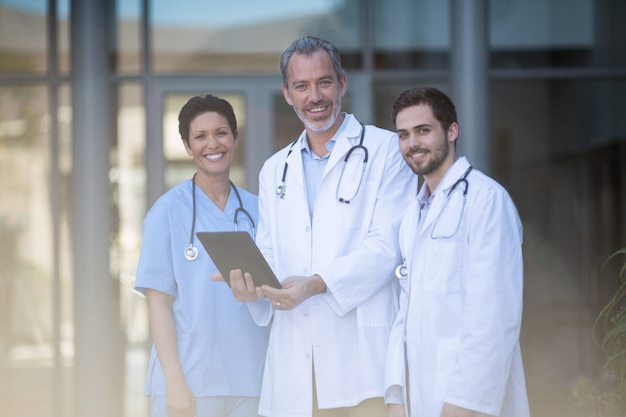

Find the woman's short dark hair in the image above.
[{"left": 178, "top": 94, "right": 238, "bottom": 145}]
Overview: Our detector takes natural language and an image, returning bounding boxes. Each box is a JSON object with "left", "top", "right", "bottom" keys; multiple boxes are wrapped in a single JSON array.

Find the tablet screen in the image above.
[{"left": 196, "top": 231, "right": 282, "bottom": 289}]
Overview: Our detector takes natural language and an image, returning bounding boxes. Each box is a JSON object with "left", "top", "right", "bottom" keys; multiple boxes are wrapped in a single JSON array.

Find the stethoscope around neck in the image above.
[
  {"left": 275, "top": 123, "right": 368, "bottom": 203},
  {"left": 184, "top": 173, "right": 256, "bottom": 261},
  {"left": 394, "top": 165, "right": 473, "bottom": 278}
]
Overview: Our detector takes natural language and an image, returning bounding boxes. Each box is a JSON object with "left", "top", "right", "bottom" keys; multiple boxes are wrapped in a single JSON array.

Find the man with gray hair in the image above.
[{"left": 220, "top": 36, "right": 416, "bottom": 416}]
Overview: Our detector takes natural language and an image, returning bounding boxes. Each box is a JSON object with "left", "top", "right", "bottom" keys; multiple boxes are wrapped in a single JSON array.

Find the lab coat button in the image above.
[
  {"left": 306, "top": 352, "right": 311, "bottom": 359},
  {"left": 303, "top": 311, "right": 309, "bottom": 317},
  {"left": 305, "top": 226, "right": 311, "bottom": 232}
]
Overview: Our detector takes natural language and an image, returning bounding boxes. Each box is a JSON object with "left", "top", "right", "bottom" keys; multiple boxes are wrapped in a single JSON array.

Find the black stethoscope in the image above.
[
  {"left": 275, "top": 124, "right": 368, "bottom": 204},
  {"left": 184, "top": 173, "right": 256, "bottom": 261},
  {"left": 430, "top": 165, "right": 473, "bottom": 239},
  {"left": 395, "top": 165, "right": 473, "bottom": 278}
]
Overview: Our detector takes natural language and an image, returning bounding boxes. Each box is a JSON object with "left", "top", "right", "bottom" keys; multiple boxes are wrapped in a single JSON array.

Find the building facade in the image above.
[{"left": 0, "top": 0, "right": 625, "bottom": 416}]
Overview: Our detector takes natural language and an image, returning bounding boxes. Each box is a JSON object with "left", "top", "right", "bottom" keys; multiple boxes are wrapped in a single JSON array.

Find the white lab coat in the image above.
[
  {"left": 248, "top": 114, "right": 417, "bottom": 417},
  {"left": 385, "top": 157, "right": 530, "bottom": 417}
]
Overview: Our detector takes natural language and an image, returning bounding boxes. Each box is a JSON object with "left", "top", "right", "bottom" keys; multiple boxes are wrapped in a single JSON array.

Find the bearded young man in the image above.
[{"left": 385, "top": 87, "right": 530, "bottom": 417}]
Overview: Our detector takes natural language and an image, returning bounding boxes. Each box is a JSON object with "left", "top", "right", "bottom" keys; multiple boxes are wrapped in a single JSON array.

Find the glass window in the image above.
[
  {"left": 113, "top": 82, "right": 149, "bottom": 417},
  {"left": 116, "top": 0, "right": 142, "bottom": 73},
  {"left": 58, "top": 0, "right": 70, "bottom": 74},
  {"left": 373, "top": 0, "right": 626, "bottom": 70},
  {"left": 490, "top": 80, "right": 626, "bottom": 302},
  {"left": 490, "top": 0, "right": 624, "bottom": 68},
  {"left": 373, "top": 0, "right": 450, "bottom": 70},
  {"left": 150, "top": 0, "right": 361, "bottom": 74},
  {"left": 57, "top": 82, "right": 73, "bottom": 368},
  {"left": 0, "top": 0, "right": 48, "bottom": 74},
  {"left": 273, "top": 92, "right": 303, "bottom": 151},
  {"left": 490, "top": 79, "right": 626, "bottom": 417},
  {"left": 0, "top": 83, "right": 57, "bottom": 413}
]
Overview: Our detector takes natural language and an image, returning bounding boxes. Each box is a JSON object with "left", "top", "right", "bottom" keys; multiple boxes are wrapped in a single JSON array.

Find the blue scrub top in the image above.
[{"left": 134, "top": 179, "right": 269, "bottom": 398}]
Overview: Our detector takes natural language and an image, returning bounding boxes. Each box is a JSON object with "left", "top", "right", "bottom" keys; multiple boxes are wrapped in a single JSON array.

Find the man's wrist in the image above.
[{"left": 311, "top": 274, "right": 327, "bottom": 294}]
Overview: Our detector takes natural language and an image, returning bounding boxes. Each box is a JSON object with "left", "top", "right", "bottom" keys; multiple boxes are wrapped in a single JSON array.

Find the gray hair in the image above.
[{"left": 279, "top": 36, "right": 345, "bottom": 87}]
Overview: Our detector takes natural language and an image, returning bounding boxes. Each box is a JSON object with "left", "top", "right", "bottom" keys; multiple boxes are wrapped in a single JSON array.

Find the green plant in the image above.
[{"left": 573, "top": 248, "right": 626, "bottom": 417}]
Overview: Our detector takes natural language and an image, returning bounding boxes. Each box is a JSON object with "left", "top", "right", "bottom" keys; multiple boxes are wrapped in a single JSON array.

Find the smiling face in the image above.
[
  {"left": 396, "top": 103, "right": 458, "bottom": 192},
  {"left": 282, "top": 50, "right": 347, "bottom": 137},
  {"left": 183, "top": 111, "right": 238, "bottom": 181}
]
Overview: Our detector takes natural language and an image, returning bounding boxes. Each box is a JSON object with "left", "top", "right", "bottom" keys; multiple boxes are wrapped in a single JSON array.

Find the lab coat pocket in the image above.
[
  {"left": 434, "top": 337, "right": 460, "bottom": 401},
  {"left": 423, "top": 238, "right": 463, "bottom": 291}
]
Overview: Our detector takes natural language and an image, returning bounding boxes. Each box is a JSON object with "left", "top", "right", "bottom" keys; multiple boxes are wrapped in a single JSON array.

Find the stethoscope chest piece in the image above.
[
  {"left": 276, "top": 183, "right": 286, "bottom": 199},
  {"left": 395, "top": 263, "right": 407, "bottom": 279},
  {"left": 184, "top": 174, "right": 256, "bottom": 261},
  {"left": 184, "top": 244, "right": 198, "bottom": 261}
]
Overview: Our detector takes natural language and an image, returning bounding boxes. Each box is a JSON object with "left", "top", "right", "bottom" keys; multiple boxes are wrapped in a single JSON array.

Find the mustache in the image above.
[{"left": 306, "top": 100, "right": 330, "bottom": 109}]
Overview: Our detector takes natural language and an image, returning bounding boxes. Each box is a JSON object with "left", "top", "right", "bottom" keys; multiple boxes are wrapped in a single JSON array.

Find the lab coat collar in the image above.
[
  {"left": 324, "top": 114, "right": 364, "bottom": 178},
  {"left": 419, "top": 156, "right": 471, "bottom": 235},
  {"left": 285, "top": 132, "right": 306, "bottom": 189},
  {"left": 437, "top": 157, "right": 471, "bottom": 195},
  {"left": 287, "top": 114, "right": 363, "bottom": 185}
]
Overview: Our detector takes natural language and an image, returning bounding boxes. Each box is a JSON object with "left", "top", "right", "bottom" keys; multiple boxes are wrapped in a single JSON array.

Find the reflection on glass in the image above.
[
  {"left": 57, "top": 83, "right": 73, "bottom": 369},
  {"left": 114, "top": 82, "right": 149, "bottom": 417},
  {"left": 371, "top": 0, "right": 623, "bottom": 70},
  {"left": 0, "top": 1, "right": 48, "bottom": 74},
  {"left": 273, "top": 92, "right": 303, "bottom": 151},
  {"left": 373, "top": 0, "right": 449, "bottom": 70},
  {"left": 163, "top": 93, "right": 246, "bottom": 189},
  {"left": 0, "top": 84, "right": 60, "bottom": 416},
  {"left": 150, "top": 0, "right": 359, "bottom": 73},
  {"left": 116, "top": 0, "right": 141, "bottom": 73},
  {"left": 58, "top": 0, "right": 71, "bottom": 74}
]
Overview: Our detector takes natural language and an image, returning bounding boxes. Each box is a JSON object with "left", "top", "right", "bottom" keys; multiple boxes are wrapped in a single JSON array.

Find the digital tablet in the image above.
[{"left": 196, "top": 231, "right": 282, "bottom": 289}]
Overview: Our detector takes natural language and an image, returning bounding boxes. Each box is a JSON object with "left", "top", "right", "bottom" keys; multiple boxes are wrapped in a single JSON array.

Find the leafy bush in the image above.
[{"left": 572, "top": 248, "right": 626, "bottom": 417}]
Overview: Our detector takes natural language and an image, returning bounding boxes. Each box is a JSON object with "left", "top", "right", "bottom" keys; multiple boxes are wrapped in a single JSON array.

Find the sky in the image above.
[{"left": 0, "top": 0, "right": 342, "bottom": 27}]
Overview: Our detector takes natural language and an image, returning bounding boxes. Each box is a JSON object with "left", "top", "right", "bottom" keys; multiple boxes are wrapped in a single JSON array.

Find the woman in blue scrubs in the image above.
[{"left": 135, "top": 94, "right": 269, "bottom": 417}]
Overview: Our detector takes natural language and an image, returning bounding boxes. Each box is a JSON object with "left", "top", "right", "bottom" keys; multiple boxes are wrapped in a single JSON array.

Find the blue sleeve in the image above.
[{"left": 134, "top": 198, "right": 177, "bottom": 297}]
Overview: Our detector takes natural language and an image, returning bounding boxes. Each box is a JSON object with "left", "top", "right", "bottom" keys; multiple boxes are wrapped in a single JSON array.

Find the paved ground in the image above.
[{"left": 0, "top": 349, "right": 148, "bottom": 417}]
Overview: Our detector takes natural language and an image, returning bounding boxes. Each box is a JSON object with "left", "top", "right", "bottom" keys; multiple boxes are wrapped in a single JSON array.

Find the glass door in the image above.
[{"left": 145, "top": 77, "right": 283, "bottom": 203}]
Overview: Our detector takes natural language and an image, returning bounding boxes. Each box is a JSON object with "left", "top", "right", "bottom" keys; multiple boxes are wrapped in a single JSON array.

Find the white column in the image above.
[
  {"left": 451, "top": 0, "right": 491, "bottom": 173},
  {"left": 71, "top": 0, "right": 124, "bottom": 416}
]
